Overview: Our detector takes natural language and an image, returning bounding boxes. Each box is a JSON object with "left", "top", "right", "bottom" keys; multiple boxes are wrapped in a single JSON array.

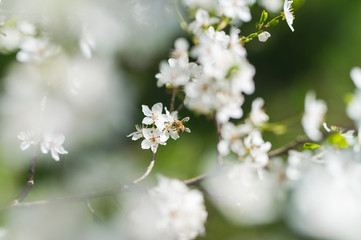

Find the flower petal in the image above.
[
  {"left": 152, "top": 103, "right": 163, "bottom": 114},
  {"left": 142, "top": 105, "right": 152, "bottom": 116},
  {"left": 141, "top": 139, "right": 151, "bottom": 150}
]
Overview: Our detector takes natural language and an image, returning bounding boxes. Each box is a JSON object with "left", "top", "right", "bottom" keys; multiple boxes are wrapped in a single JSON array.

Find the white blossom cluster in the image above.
[
  {"left": 0, "top": 18, "right": 61, "bottom": 63},
  {"left": 206, "top": 163, "right": 281, "bottom": 225},
  {"left": 127, "top": 103, "right": 190, "bottom": 153},
  {"left": 182, "top": 0, "right": 255, "bottom": 23},
  {"left": 120, "top": 176, "right": 207, "bottom": 240},
  {"left": 156, "top": 10, "right": 256, "bottom": 124},
  {"left": 218, "top": 98, "right": 271, "bottom": 167},
  {"left": 185, "top": 26, "right": 256, "bottom": 124},
  {"left": 17, "top": 131, "right": 68, "bottom": 161},
  {"left": 154, "top": 1, "right": 278, "bottom": 167},
  {"left": 302, "top": 91, "right": 327, "bottom": 141},
  {"left": 285, "top": 149, "right": 361, "bottom": 240}
]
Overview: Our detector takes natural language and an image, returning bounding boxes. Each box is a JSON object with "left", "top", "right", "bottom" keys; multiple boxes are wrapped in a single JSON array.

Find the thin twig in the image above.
[
  {"left": 2, "top": 138, "right": 313, "bottom": 211},
  {"left": 86, "top": 200, "right": 102, "bottom": 223},
  {"left": 4, "top": 187, "right": 126, "bottom": 210},
  {"left": 170, "top": 88, "right": 178, "bottom": 112},
  {"left": 215, "top": 120, "right": 223, "bottom": 166},
  {"left": 4, "top": 137, "right": 311, "bottom": 210},
  {"left": 268, "top": 137, "right": 310, "bottom": 158},
  {"left": 2, "top": 152, "right": 157, "bottom": 210},
  {"left": 184, "top": 168, "right": 224, "bottom": 186},
  {"left": 13, "top": 150, "right": 40, "bottom": 204},
  {"left": 176, "top": 102, "right": 185, "bottom": 112},
  {"left": 133, "top": 151, "right": 156, "bottom": 184}
]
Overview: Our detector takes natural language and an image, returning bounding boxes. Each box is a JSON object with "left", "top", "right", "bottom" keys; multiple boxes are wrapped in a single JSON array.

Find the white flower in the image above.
[
  {"left": 215, "top": 90, "right": 244, "bottom": 123},
  {"left": 205, "top": 163, "right": 280, "bottom": 225},
  {"left": 17, "top": 130, "right": 38, "bottom": 150},
  {"left": 219, "top": 0, "right": 255, "bottom": 22},
  {"left": 141, "top": 128, "right": 168, "bottom": 153},
  {"left": 258, "top": 31, "right": 271, "bottom": 42},
  {"left": 189, "top": 9, "right": 219, "bottom": 34},
  {"left": 218, "top": 122, "right": 251, "bottom": 156},
  {"left": 228, "top": 28, "right": 247, "bottom": 57},
  {"left": 40, "top": 133, "right": 68, "bottom": 161},
  {"left": 283, "top": 0, "right": 294, "bottom": 32},
  {"left": 184, "top": 75, "right": 216, "bottom": 114},
  {"left": 350, "top": 66, "right": 361, "bottom": 90},
  {"left": 302, "top": 91, "right": 327, "bottom": 141},
  {"left": 149, "top": 175, "right": 207, "bottom": 240},
  {"left": 244, "top": 130, "right": 272, "bottom": 167},
  {"left": 16, "top": 37, "right": 61, "bottom": 63},
  {"left": 249, "top": 98, "right": 269, "bottom": 126},
  {"left": 142, "top": 103, "right": 166, "bottom": 129},
  {"left": 171, "top": 38, "right": 189, "bottom": 64},
  {"left": 287, "top": 149, "right": 361, "bottom": 240},
  {"left": 285, "top": 150, "right": 312, "bottom": 181},
  {"left": 230, "top": 58, "right": 256, "bottom": 95},
  {"left": 156, "top": 59, "right": 191, "bottom": 88},
  {"left": 127, "top": 125, "right": 143, "bottom": 141}
]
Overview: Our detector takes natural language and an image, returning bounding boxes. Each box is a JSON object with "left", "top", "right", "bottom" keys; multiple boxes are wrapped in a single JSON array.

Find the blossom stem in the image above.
[
  {"left": 176, "top": 102, "right": 185, "bottom": 112},
  {"left": 170, "top": 88, "right": 178, "bottom": 112},
  {"left": 133, "top": 151, "right": 156, "bottom": 184},
  {"left": 215, "top": 120, "right": 223, "bottom": 166},
  {"left": 173, "top": 0, "right": 189, "bottom": 32},
  {"left": 13, "top": 149, "right": 40, "bottom": 204}
]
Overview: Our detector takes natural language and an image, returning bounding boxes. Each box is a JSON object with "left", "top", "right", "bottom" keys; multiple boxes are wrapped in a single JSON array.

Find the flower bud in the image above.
[{"left": 258, "top": 31, "right": 271, "bottom": 42}]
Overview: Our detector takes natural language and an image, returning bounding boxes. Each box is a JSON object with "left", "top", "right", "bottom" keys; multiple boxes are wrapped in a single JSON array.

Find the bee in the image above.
[{"left": 171, "top": 117, "right": 191, "bottom": 135}]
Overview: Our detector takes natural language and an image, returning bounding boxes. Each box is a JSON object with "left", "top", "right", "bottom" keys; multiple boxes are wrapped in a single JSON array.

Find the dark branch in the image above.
[
  {"left": 184, "top": 168, "right": 224, "bottom": 186},
  {"left": 3, "top": 138, "right": 309, "bottom": 210},
  {"left": 176, "top": 102, "right": 185, "bottom": 112},
  {"left": 215, "top": 119, "right": 223, "bottom": 166},
  {"left": 13, "top": 151, "right": 39, "bottom": 204},
  {"left": 268, "top": 137, "right": 309, "bottom": 158},
  {"left": 169, "top": 88, "right": 178, "bottom": 112}
]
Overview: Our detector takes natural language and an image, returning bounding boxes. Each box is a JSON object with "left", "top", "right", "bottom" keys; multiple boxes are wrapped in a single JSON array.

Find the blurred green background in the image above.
[{"left": 1, "top": 0, "right": 361, "bottom": 239}]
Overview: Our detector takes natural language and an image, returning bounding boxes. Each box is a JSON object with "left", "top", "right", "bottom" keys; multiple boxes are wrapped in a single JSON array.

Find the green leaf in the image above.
[
  {"left": 269, "top": 19, "right": 279, "bottom": 27},
  {"left": 259, "top": 10, "right": 268, "bottom": 25},
  {"left": 248, "top": 33, "right": 258, "bottom": 39},
  {"left": 326, "top": 132, "right": 349, "bottom": 148},
  {"left": 303, "top": 143, "right": 321, "bottom": 150}
]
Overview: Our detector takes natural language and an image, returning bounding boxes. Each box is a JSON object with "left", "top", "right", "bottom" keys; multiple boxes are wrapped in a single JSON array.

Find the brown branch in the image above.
[
  {"left": 4, "top": 137, "right": 310, "bottom": 210},
  {"left": 184, "top": 167, "right": 225, "bottom": 186},
  {"left": 2, "top": 152, "right": 157, "bottom": 210},
  {"left": 176, "top": 102, "right": 185, "bottom": 112},
  {"left": 215, "top": 120, "right": 223, "bottom": 166},
  {"left": 13, "top": 151, "right": 39, "bottom": 204},
  {"left": 2, "top": 137, "right": 312, "bottom": 211},
  {"left": 133, "top": 151, "right": 156, "bottom": 184},
  {"left": 268, "top": 137, "right": 310, "bottom": 158},
  {"left": 169, "top": 88, "right": 178, "bottom": 112}
]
